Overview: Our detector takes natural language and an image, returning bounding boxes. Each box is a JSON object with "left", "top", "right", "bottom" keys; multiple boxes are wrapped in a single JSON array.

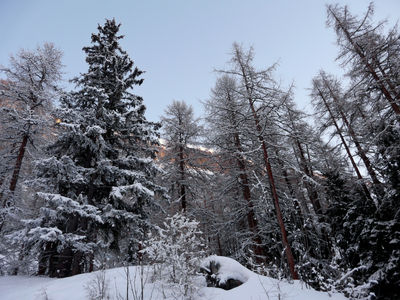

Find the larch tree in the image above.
[
  {"left": 215, "top": 43, "right": 298, "bottom": 279},
  {"left": 161, "top": 100, "right": 202, "bottom": 213},
  {"left": 311, "top": 74, "right": 374, "bottom": 203},
  {"left": 204, "top": 74, "right": 266, "bottom": 264},
  {"left": 0, "top": 43, "right": 62, "bottom": 229},
  {"left": 327, "top": 3, "right": 400, "bottom": 116},
  {"left": 309, "top": 4, "right": 400, "bottom": 298}
]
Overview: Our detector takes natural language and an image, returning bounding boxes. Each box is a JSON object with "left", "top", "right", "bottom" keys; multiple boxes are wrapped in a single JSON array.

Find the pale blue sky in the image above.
[{"left": 1, "top": 0, "right": 399, "bottom": 121}]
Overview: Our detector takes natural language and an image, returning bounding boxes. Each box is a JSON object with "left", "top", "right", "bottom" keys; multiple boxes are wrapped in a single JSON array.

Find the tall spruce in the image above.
[{"left": 25, "top": 19, "right": 165, "bottom": 277}]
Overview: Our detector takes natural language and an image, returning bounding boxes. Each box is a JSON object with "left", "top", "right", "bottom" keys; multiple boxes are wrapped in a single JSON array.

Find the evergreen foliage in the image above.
[{"left": 24, "top": 19, "right": 165, "bottom": 277}]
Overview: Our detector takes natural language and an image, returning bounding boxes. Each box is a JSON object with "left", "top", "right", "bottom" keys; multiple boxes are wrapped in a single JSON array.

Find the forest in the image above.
[{"left": 0, "top": 3, "right": 399, "bottom": 300}]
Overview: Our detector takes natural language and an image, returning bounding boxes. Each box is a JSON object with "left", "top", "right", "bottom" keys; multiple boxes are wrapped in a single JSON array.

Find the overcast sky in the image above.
[{"left": 1, "top": 0, "right": 399, "bottom": 122}]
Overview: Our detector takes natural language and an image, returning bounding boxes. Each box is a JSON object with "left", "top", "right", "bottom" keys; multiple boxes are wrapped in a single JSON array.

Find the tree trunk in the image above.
[
  {"left": 233, "top": 132, "right": 265, "bottom": 261},
  {"left": 179, "top": 144, "right": 186, "bottom": 212},
  {"left": 177, "top": 111, "right": 187, "bottom": 212},
  {"left": 295, "top": 140, "right": 323, "bottom": 215},
  {"left": 323, "top": 77, "right": 383, "bottom": 194},
  {"left": 225, "top": 87, "right": 266, "bottom": 261},
  {"left": 9, "top": 135, "right": 28, "bottom": 193}
]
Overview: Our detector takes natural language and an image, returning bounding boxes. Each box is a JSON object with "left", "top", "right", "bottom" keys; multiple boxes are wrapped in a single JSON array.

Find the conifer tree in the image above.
[
  {"left": 0, "top": 43, "right": 62, "bottom": 212},
  {"left": 25, "top": 19, "right": 165, "bottom": 277},
  {"left": 0, "top": 43, "right": 62, "bottom": 275},
  {"left": 161, "top": 100, "right": 202, "bottom": 212},
  {"left": 204, "top": 75, "right": 266, "bottom": 263}
]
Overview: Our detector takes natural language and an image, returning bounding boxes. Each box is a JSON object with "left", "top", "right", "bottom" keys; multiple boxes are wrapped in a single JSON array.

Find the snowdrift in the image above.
[
  {"left": 199, "top": 255, "right": 348, "bottom": 300},
  {"left": 0, "top": 256, "right": 348, "bottom": 300}
]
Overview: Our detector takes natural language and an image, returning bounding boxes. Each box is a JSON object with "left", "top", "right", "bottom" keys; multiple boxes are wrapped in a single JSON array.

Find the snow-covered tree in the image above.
[
  {"left": 217, "top": 43, "right": 298, "bottom": 279},
  {"left": 161, "top": 100, "right": 202, "bottom": 212},
  {"left": 308, "top": 4, "right": 400, "bottom": 298},
  {"left": 203, "top": 74, "right": 266, "bottom": 263},
  {"left": 24, "top": 19, "right": 165, "bottom": 277},
  {"left": 0, "top": 44, "right": 62, "bottom": 275},
  {"left": 0, "top": 43, "right": 62, "bottom": 221},
  {"left": 142, "top": 212, "right": 205, "bottom": 299},
  {"left": 327, "top": 3, "right": 400, "bottom": 117}
]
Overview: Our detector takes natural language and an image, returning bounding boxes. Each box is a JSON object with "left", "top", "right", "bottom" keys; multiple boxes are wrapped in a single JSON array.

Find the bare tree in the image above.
[
  {"left": 216, "top": 43, "right": 298, "bottom": 279},
  {"left": 312, "top": 74, "right": 373, "bottom": 202},
  {"left": 327, "top": 3, "right": 400, "bottom": 116},
  {"left": 204, "top": 74, "right": 266, "bottom": 262},
  {"left": 161, "top": 100, "right": 202, "bottom": 212},
  {"left": 0, "top": 43, "right": 62, "bottom": 221}
]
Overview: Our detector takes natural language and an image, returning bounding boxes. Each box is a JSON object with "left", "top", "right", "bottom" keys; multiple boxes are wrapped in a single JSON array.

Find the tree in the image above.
[
  {"left": 161, "top": 100, "right": 202, "bottom": 212},
  {"left": 204, "top": 74, "right": 266, "bottom": 263},
  {"left": 311, "top": 73, "right": 374, "bottom": 202},
  {"left": 312, "top": 4, "right": 400, "bottom": 298},
  {"left": 327, "top": 3, "right": 400, "bottom": 116},
  {"left": 25, "top": 19, "right": 165, "bottom": 277},
  {"left": 223, "top": 43, "right": 299, "bottom": 280},
  {"left": 143, "top": 212, "right": 205, "bottom": 299},
  {"left": 0, "top": 43, "right": 62, "bottom": 210}
]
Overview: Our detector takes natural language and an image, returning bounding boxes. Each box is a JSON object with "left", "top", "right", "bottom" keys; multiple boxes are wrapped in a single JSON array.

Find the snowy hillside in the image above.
[{"left": 0, "top": 256, "right": 347, "bottom": 300}]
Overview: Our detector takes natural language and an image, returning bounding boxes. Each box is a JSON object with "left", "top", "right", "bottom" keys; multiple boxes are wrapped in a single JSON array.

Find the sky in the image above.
[{"left": 1, "top": 0, "right": 399, "bottom": 122}]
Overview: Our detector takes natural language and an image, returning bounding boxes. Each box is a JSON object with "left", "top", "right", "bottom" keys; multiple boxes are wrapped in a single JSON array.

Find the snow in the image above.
[
  {"left": 110, "top": 182, "right": 154, "bottom": 200},
  {"left": 0, "top": 256, "right": 348, "bottom": 300},
  {"left": 0, "top": 267, "right": 160, "bottom": 300},
  {"left": 200, "top": 276, "right": 347, "bottom": 300},
  {"left": 201, "top": 255, "right": 251, "bottom": 285},
  {"left": 199, "top": 256, "right": 348, "bottom": 300}
]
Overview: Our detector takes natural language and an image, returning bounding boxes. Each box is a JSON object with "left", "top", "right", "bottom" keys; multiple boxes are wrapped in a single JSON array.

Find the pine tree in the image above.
[{"left": 25, "top": 19, "right": 165, "bottom": 277}]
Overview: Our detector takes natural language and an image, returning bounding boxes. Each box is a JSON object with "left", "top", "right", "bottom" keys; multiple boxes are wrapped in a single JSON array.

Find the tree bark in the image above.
[
  {"left": 275, "top": 152, "right": 305, "bottom": 226},
  {"left": 179, "top": 144, "right": 186, "bottom": 212},
  {"left": 295, "top": 140, "right": 323, "bottom": 215},
  {"left": 233, "top": 132, "right": 265, "bottom": 260},
  {"left": 9, "top": 135, "right": 28, "bottom": 193}
]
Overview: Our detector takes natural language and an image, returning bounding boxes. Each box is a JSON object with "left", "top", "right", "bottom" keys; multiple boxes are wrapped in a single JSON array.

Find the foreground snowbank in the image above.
[
  {"left": 0, "top": 256, "right": 348, "bottom": 300},
  {"left": 199, "top": 255, "right": 348, "bottom": 300},
  {"left": 0, "top": 266, "right": 161, "bottom": 300}
]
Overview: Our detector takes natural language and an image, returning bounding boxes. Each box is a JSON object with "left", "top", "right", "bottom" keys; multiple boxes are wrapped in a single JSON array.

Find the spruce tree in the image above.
[{"left": 25, "top": 19, "right": 165, "bottom": 277}]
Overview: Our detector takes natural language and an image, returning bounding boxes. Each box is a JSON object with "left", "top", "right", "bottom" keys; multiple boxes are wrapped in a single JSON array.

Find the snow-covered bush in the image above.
[{"left": 142, "top": 213, "right": 206, "bottom": 299}]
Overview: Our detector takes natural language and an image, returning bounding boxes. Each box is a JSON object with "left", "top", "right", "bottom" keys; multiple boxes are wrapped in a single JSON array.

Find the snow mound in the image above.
[
  {"left": 199, "top": 255, "right": 348, "bottom": 300},
  {"left": 201, "top": 255, "right": 253, "bottom": 285}
]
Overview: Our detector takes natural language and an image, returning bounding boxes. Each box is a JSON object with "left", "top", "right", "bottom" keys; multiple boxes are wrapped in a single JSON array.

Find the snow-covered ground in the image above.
[
  {"left": 199, "top": 256, "right": 347, "bottom": 300},
  {"left": 0, "top": 256, "right": 348, "bottom": 300}
]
